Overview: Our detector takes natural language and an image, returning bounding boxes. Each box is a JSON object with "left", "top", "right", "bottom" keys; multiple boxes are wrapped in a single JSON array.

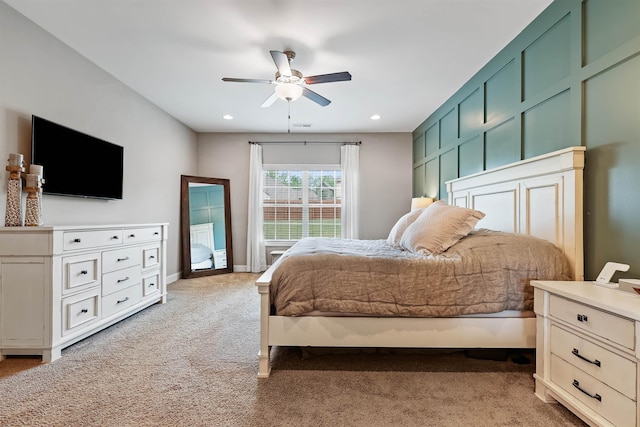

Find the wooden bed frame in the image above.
[{"left": 255, "top": 146, "right": 585, "bottom": 378}]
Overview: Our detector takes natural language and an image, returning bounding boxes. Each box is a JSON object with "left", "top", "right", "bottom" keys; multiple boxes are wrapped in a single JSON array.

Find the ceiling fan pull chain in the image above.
[{"left": 287, "top": 100, "right": 291, "bottom": 133}]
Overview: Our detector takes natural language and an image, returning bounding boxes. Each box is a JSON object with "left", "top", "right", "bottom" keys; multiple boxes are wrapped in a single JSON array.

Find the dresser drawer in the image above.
[
  {"left": 549, "top": 295, "right": 635, "bottom": 350},
  {"left": 102, "top": 285, "right": 142, "bottom": 318},
  {"left": 62, "top": 290, "right": 100, "bottom": 336},
  {"left": 63, "top": 229, "right": 123, "bottom": 251},
  {"left": 142, "top": 271, "right": 160, "bottom": 297},
  {"left": 102, "top": 247, "right": 141, "bottom": 273},
  {"left": 142, "top": 245, "right": 160, "bottom": 270},
  {"left": 62, "top": 253, "right": 100, "bottom": 295},
  {"left": 123, "top": 226, "right": 162, "bottom": 244},
  {"left": 551, "top": 354, "right": 636, "bottom": 427},
  {"left": 551, "top": 325, "right": 637, "bottom": 399},
  {"left": 102, "top": 266, "right": 141, "bottom": 296}
]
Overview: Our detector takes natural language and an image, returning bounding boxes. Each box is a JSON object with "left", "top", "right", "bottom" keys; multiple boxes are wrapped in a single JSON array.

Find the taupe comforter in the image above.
[{"left": 270, "top": 229, "right": 572, "bottom": 317}]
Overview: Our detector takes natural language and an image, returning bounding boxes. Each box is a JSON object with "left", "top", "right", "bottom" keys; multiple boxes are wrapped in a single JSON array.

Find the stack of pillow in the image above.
[{"left": 387, "top": 200, "right": 485, "bottom": 255}]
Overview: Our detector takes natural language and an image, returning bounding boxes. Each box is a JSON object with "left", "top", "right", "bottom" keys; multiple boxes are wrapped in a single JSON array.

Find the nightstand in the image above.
[{"left": 531, "top": 280, "right": 640, "bottom": 427}]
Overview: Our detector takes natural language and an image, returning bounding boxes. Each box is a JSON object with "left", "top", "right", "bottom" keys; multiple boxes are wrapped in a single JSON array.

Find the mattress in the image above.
[{"left": 270, "top": 229, "right": 572, "bottom": 317}]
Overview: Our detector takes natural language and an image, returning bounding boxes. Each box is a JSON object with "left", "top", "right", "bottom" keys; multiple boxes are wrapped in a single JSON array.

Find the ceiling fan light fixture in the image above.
[{"left": 275, "top": 83, "right": 303, "bottom": 101}]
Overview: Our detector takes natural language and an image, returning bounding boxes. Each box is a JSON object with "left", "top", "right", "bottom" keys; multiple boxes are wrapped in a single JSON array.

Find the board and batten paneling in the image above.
[{"left": 412, "top": 0, "right": 640, "bottom": 280}]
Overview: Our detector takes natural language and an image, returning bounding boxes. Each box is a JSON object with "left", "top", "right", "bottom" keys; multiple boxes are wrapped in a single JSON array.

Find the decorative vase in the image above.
[
  {"left": 24, "top": 165, "right": 44, "bottom": 226},
  {"left": 5, "top": 153, "right": 25, "bottom": 227}
]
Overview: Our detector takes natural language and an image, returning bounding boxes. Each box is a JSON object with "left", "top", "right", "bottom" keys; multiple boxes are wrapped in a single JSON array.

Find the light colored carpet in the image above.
[{"left": 0, "top": 273, "right": 586, "bottom": 427}]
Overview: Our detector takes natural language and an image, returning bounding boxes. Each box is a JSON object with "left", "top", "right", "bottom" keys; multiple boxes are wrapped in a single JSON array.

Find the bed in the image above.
[
  {"left": 190, "top": 223, "right": 215, "bottom": 270},
  {"left": 256, "top": 146, "right": 585, "bottom": 378}
]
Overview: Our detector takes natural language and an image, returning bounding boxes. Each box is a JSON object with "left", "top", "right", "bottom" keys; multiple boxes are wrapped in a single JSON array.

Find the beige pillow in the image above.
[
  {"left": 399, "top": 201, "right": 485, "bottom": 254},
  {"left": 386, "top": 209, "right": 425, "bottom": 247}
]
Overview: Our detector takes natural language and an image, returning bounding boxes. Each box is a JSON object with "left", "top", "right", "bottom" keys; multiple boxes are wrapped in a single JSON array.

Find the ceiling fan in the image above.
[{"left": 222, "top": 50, "right": 351, "bottom": 107}]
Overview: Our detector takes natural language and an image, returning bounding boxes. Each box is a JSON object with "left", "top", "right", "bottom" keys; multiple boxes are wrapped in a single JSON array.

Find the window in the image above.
[{"left": 263, "top": 167, "right": 341, "bottom": 241}]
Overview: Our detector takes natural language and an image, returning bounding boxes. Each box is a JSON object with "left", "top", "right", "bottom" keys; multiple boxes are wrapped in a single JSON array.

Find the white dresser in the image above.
[
  {"left": 0, "top": 223, "right": 168, "bottom": 362},
  {"left": 531, "top": 280, "right": 640, "bottom": 427}
]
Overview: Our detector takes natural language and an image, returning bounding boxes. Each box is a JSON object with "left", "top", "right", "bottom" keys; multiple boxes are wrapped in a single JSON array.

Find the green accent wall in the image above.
[
  {"left": 412, "top": 0, "right": 640, "bottom": 280},
  {"left": 189, "top": 185, "right": 226, "bottom": 251}
]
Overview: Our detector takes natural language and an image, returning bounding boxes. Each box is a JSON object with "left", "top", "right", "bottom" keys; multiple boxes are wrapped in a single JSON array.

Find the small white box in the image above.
[{"left": 618, "top": 279, "right": 640, "bottom": 295}]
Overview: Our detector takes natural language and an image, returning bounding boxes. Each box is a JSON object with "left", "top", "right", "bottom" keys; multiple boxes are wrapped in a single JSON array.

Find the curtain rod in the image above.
[{"left": 248, "top": 141, "right": 361, "bottom": 145}]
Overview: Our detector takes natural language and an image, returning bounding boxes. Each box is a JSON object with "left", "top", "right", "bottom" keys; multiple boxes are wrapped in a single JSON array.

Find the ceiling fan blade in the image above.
[
  {"left": 302, "top": 87, "right": 331, "bottom": 107},
  {"left": 260, "top": 92, "right": 279, "bottom": 108},
  {"left": 222, "top": 77, "right": 273, "bottom": 84},
  {"left": 304, "top": 71, "right": 352, "bottom": 85},
  {"left": 270, "top": 50, "right": 292, "bottom": 76}
]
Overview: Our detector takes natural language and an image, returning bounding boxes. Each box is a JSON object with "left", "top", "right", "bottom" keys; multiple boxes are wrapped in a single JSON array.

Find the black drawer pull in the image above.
[
  {"left": 73, "top": 238, "right": 81, "bottom": 243},
  {"left": 572, "top": 380, "right": 601, "bottom": 401},
  {"left": 117, "top": 297, "right": 130, "bottom": 304},
  {"left": 128, "top": 234, "right": 135, "bottom": 238},
  {"left": 111, "top": 235, "right": 119, "bottom": 240},
  {"left": 154, "top": 232, "right": 159, "bottom": 235},
  {"left": 576, "top": 314, "right": 588, "bottom": 322},
  {"left": 117, "top": 257, "right": 130, "bottom": 262},
  {"left": 117, "top": 277, "right": 130, "bottom": 283},
  {"left": 149, "top": 255, "right": 156, "bottom": 259},
  {"left": 80, "top": 308, "right": 88, "bottom": 314},
  {"left": 80, "top": 270, "right": 88, "bottom": 275},
  {"left": 148, "top": 282, "right": 156, "bottom": 287},
  {"left": 572, "top": 348, "right": 601, "bottom": 367}
]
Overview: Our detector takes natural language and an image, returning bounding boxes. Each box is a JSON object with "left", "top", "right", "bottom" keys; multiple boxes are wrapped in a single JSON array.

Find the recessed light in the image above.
[
  {"left": 223, "top": 114, "right": 233, "bottom": 120},
  {"left": 370, "top": 114, "right": 381, "bottom": 120}
]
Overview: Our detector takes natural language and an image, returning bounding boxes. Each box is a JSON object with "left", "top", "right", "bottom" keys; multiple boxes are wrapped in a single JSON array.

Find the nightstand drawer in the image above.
[
  {"left": 551, "top": 325, "right": 637, "bottom": 399},
  {"left": 549, "top": 295, "right": 635, "bottom": 350},
  {"left": 551, "top": 354, "right": 636, "bottom": 427}
]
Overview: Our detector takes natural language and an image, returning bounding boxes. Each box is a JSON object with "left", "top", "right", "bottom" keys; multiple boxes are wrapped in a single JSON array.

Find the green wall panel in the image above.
[
  {"left": 459, "top": 88, "right": 482, "bottom": 141},
  {"left": 413, "top": 133, "right": 425, "bottom": 163},
  {"left": 459, "top": 136, "right": 484, "bottom": 176},
  {"left": 413, "top": 164, "right": 426, "bottom": 197},
  {"left": 440, "top": 108, "right": 457, "bottom": 148},
  {"left": 485, "top": 60, "right": 516, "bottom": 125},
  {"left": 426, "top": 123, "right": 439, "bottom": 156},
  {"left": 523, "top": 13, "right": 571, "bottom": 100},
  {"left": 584, "top": 0, "right": 640, "bottom": 64},
  {"left": 522, "top": 90, "right": 571, "bottom": 159},
  {"left": 584, "top": 54, "right": 640, "bottom": 279},
  {"left": 425, "top": 158, "right": 439, "bottom": 199},
  {"left": 439, "top": 148, "right": 458, "bottom": 200},
  {"left": 485, "top": 118, "right": 519, "bottom": 169},
  {"left": 411, "top": 0, "right": 640, "bottom": 279}
]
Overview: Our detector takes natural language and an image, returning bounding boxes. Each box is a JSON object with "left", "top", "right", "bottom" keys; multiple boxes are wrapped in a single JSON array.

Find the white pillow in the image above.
[
  {"left": 399, "top": 201, "right": 485, "bottom": 254},
  {"left": 386, "top": 209, "right": 425, "bottom": 247}
]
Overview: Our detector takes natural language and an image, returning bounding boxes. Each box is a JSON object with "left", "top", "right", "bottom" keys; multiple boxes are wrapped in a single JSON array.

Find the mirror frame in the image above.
[{"left": 180, "top": 175, "right": 233, "bottom": 278}]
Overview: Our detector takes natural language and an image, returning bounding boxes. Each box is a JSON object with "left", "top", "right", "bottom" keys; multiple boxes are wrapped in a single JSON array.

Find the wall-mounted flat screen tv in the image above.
[{"left": 31, "top": 115, "right": 124, "bottom": 200}]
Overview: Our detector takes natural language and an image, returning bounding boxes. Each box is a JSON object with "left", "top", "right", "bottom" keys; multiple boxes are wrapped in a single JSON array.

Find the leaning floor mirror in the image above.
[{"left": 180, "top": 175, "right": 233, "bottom": 278}]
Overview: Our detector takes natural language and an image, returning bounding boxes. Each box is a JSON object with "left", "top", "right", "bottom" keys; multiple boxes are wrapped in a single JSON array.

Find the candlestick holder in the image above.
[{"left": 5, "top": 154, "right": 25, "bottom": 227}]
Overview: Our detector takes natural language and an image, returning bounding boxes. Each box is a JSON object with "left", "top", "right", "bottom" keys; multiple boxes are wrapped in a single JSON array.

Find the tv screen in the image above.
[{"left": 31, "top": 115, "right": 124, "bottom": 200}]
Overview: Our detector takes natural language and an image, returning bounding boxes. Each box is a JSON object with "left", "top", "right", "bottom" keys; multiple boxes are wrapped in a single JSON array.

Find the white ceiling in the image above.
[{"left": 4, "top": 0, "right": 552, "bottom": 134}]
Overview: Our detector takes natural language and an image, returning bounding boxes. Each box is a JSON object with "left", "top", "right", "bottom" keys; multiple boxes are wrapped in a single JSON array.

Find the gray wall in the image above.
[
  {"left": 196, "top": 133, "right": 412, "bottom": 267},
  {"left": 0, "top": 1, "right": 198, "bottom": 279},
  {"left": 412, "top": 0, "right": 640, "bottom": 280}
]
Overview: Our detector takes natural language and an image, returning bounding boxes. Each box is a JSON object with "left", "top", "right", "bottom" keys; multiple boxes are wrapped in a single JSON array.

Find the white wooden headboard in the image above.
[{"left": 447, "top": 146, "right": 585, "bottom": 281}]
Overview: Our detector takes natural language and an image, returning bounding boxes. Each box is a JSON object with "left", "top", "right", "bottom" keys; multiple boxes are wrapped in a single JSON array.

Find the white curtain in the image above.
[
  {"left": 246, "top": 143, "right": 267, "bottom": 272},
  {"left": 340, "top": 144, "right": 360, "bottom": 239}
]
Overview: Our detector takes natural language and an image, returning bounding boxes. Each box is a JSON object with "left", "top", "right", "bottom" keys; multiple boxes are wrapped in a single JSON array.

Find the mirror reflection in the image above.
[{"left": 180, "top": 175, "right": 233, "bottom": 278}]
